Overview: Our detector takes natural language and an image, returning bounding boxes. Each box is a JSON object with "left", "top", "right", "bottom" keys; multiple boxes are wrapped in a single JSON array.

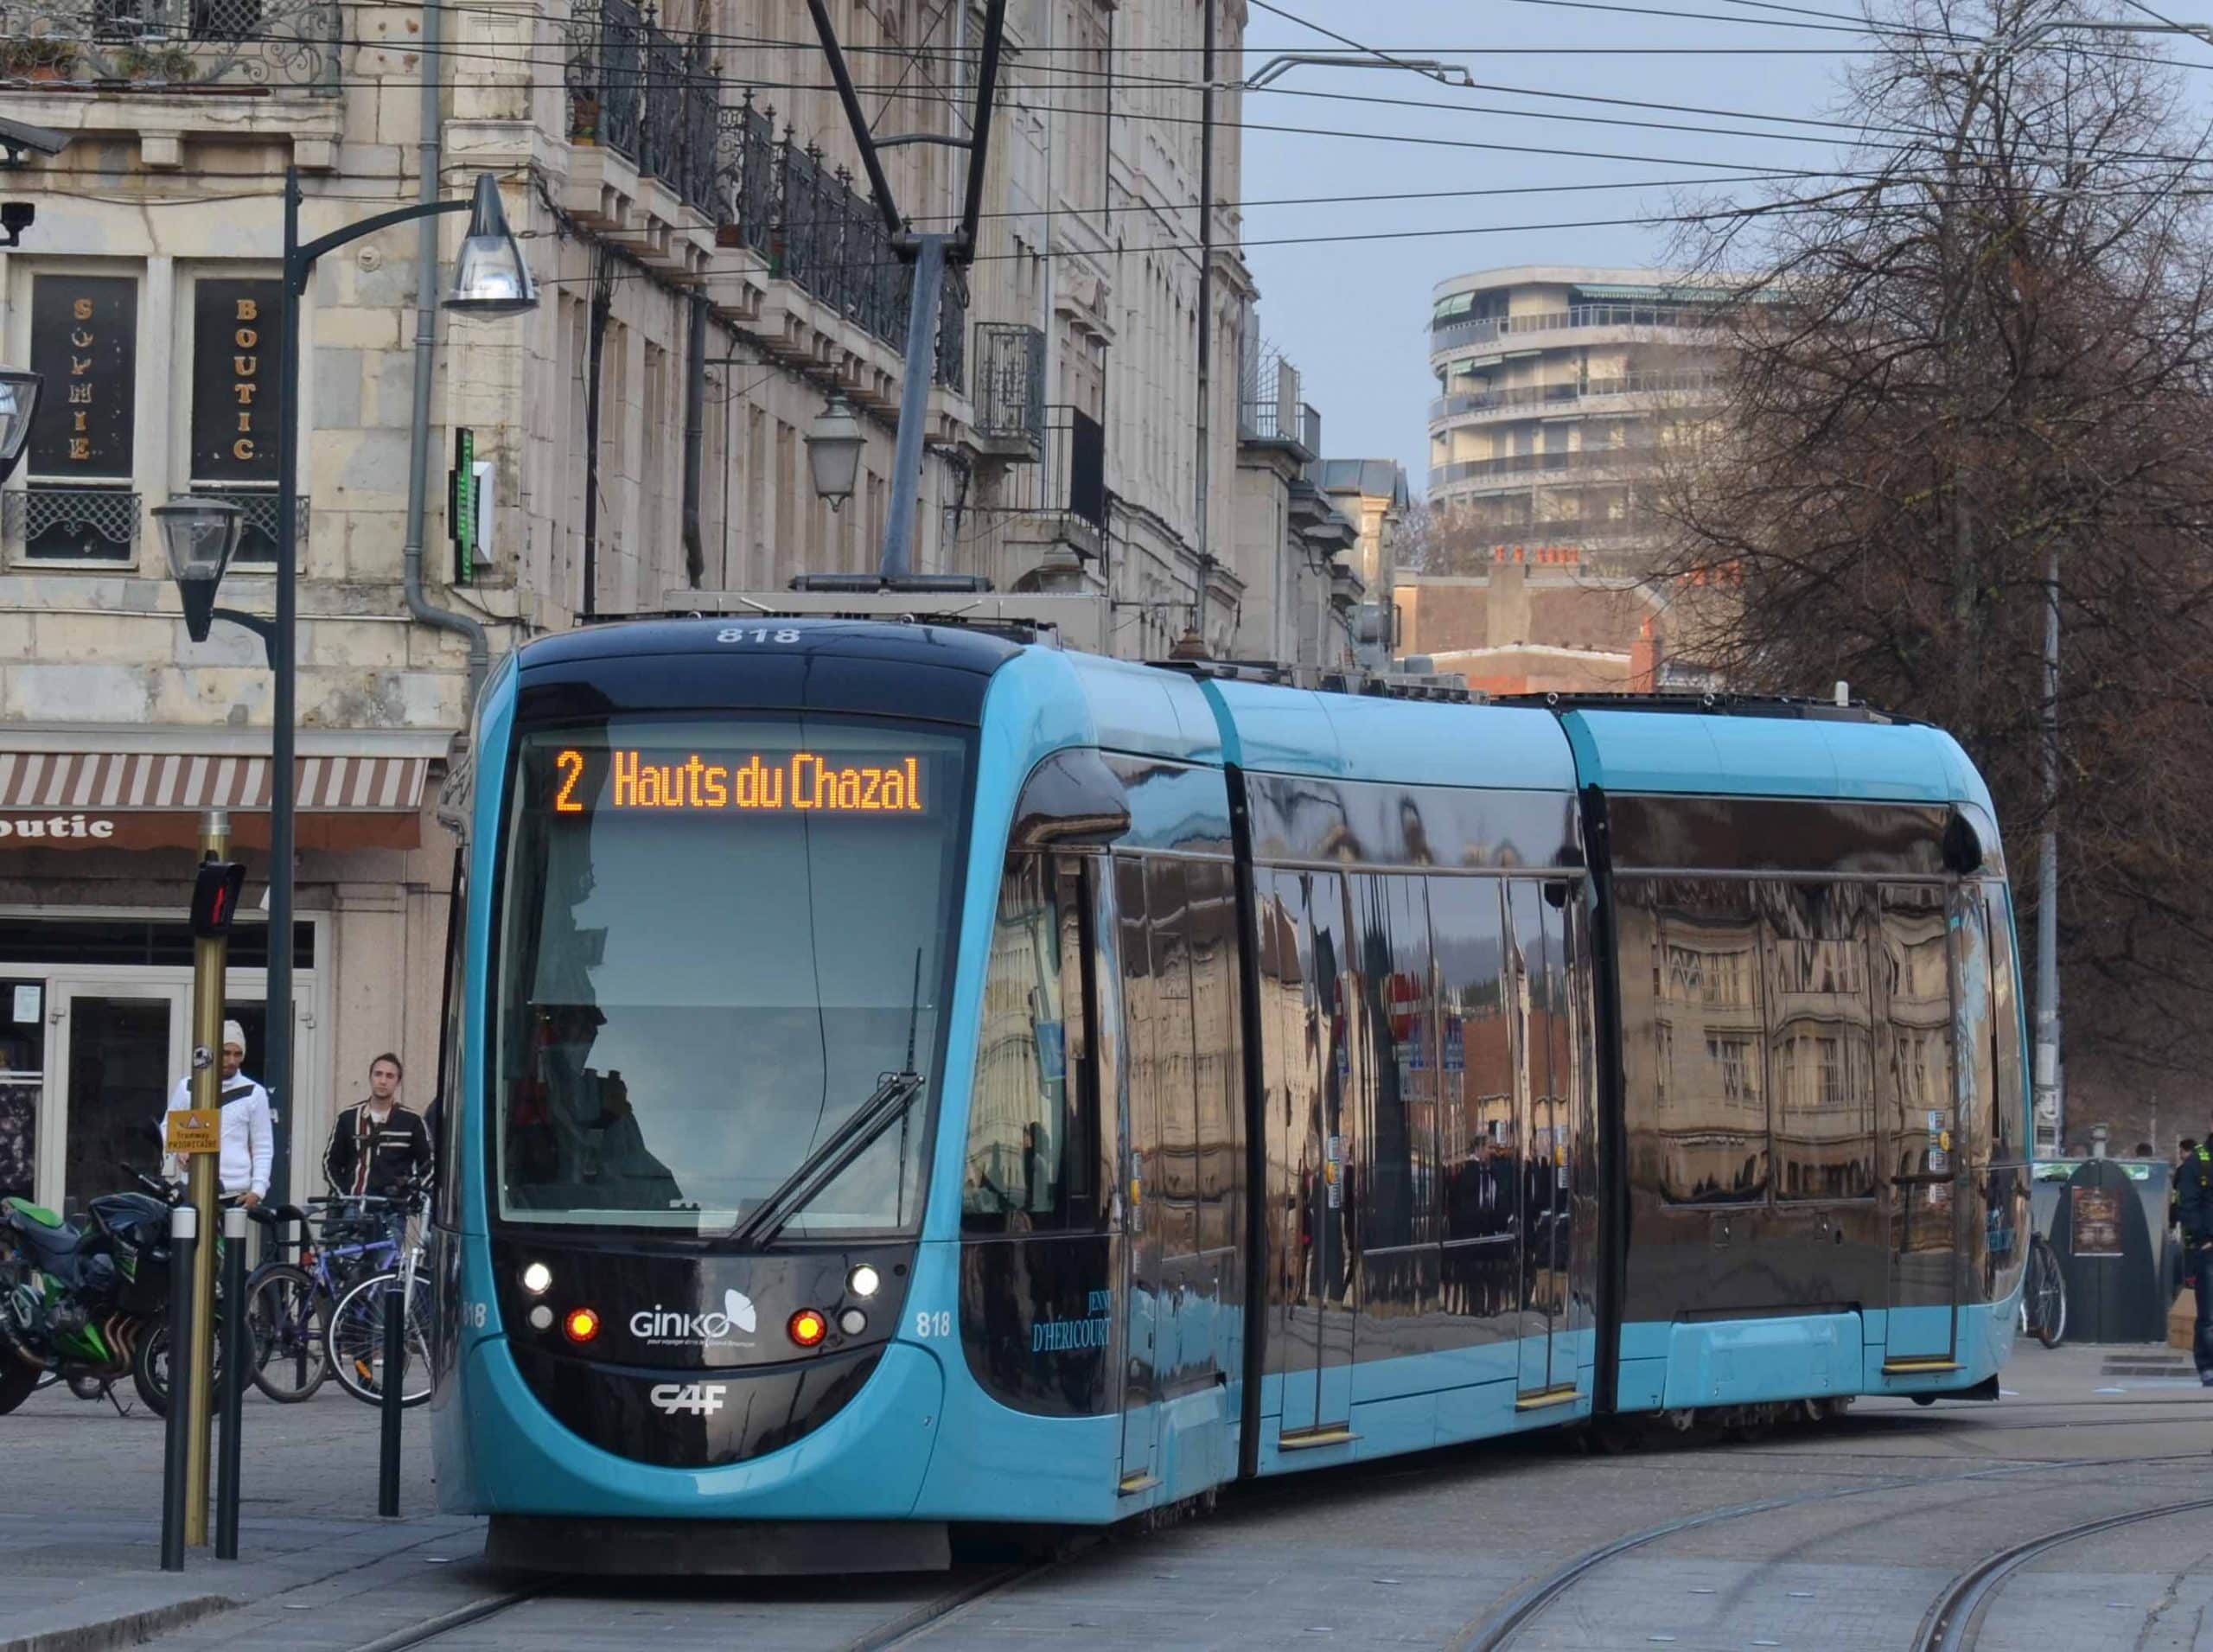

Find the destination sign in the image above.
[{"left": 545, "top": 746, "right": 930, "bottom": 817}]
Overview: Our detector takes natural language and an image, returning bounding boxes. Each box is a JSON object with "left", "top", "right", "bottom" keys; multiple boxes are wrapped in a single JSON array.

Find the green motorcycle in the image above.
[{"left": 0, "top": 1167, "right": 227, "bottom": 1418}]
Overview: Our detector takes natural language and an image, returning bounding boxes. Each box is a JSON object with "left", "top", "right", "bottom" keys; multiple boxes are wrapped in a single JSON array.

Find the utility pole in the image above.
[
  {"left": 2034, "top": 540, "right": 2062, "bottom": 1151},
  {"left": 804, "top": 0, "right": 1007, "bottom": 581},
  {"left": 184, "top": 808, "right": 233, "bottom": 1546},
  {"left": 1189, "top": 0, "right": 1216, "bottom": 649}
]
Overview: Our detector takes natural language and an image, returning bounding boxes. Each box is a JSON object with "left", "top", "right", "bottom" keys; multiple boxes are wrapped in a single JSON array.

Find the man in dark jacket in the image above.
[
  {"left": 323, "top": 1053, "right": 434, "bottom": 1200},
  {"left": 2177, "top": 1135, "right": 2213, "bottom": 1386}
]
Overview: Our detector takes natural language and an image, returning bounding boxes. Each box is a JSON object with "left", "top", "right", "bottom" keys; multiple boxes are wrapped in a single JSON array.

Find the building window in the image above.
[{"left": 17, "top": 273, "right": 140, "bottom": 563}]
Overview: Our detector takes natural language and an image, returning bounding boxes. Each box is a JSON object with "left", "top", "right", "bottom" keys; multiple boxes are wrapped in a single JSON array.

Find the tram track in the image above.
[
  {"left": 331, "top": 1558, "right": 1053, "bottom": 1652},
  {"left": 1911, "top": 1494, "right": 2213, "bottom": 1652},
  {"left": 1447, "top": 1451, "right": 2207, "bottom": 1651}
]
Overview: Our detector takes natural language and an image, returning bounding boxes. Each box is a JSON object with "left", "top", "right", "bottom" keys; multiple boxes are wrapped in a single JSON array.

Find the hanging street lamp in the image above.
[{"left": 805, "top": 394, "right": 865, "bottom": 512}]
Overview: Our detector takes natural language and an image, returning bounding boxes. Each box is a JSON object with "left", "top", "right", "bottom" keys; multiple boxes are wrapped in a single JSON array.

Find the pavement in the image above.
[{"left": 7, "top": 1340, "right": 2210, "bottom": 1652}]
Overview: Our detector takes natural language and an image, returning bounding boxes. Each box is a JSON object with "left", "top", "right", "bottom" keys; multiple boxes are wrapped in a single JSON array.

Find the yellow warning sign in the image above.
[{"left": 164, "top": 1109, "right": 220, "bottom": 1155}]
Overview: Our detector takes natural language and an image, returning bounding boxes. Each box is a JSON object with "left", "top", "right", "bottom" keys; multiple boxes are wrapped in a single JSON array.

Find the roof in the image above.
[
  {"left": 1316, "top": 457, "right": 1410, "bottom": 508},
  {"left": 1201, "top": 678, "right": 1579, "bottom": 793},
  {"left": 1431, "top": 264, "right": 1712, "bottom": 300},
  {"left": 1556, "top": 706, "right": 1987, "bottom": 806}
]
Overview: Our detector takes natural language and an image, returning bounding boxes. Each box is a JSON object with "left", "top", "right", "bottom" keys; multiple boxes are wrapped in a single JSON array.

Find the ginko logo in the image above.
[{"left": 628, "top": 1290, "right": 758, "bottom": 1343}]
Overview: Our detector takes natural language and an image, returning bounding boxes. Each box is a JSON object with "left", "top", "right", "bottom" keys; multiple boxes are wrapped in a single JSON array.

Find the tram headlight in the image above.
[
  {"left": 838, "top": 1308, "right": 867, "bottom": 1336},
  {"left": 563, "top": 1305, "right": 601, "bottom": 1343},
  {"left": 846, "top": 1263, "right": 881, "bottom": 1299},
  {"left": 520, "top": 1261, "right": 553, "bottom": 1296},
  {"left": 788, "top": 1308, "right": 828, "bottom": 1349}
]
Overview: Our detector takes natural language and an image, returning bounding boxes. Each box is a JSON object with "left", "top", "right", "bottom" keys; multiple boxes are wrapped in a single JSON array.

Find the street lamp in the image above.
[
  {"left": 156, "top": 497, "right": 246, "bottom": 646},
  {"left": 0, "top": 367, "right": 39, "bottom": 482},
  {"left": 805, "top": 394, "right": 864, "bottom": 512},
  {"left": 443, "top": 173, "right": 538, "bottom": 318},
  {"left": 165, "top": 165, "right": 536, "bottom": 1204}
]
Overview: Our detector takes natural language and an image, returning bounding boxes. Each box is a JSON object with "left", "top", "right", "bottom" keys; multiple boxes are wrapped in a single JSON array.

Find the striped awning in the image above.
[{"left": 0, "top": 749, "right": 429, "bottom": 813}]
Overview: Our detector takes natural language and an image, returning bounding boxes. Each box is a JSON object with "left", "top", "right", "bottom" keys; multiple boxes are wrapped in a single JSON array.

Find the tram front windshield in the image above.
[{"left": 494, "top": 717, "right": 967, "bottom": 1236}]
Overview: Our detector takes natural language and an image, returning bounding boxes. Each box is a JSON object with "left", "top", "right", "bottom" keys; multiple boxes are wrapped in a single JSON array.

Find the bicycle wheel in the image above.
[
  {"left": 327, "top": 1270, "right": 434, "bottom": 1408},
  {"left": 245, "top": 1262, "right": 328, "bottom": 1403},
  {"left": 2033, "top": 1242, "right": 2067, "bottom": 1348}
]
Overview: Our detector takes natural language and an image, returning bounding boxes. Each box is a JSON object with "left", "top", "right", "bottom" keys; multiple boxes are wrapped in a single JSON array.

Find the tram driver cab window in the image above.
[{"left": 964, "top": 853, "right": 1100, "bottom": 1234}]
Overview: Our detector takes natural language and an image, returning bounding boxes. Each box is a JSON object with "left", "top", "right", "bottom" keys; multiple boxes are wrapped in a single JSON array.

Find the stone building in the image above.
[{"left": 0, "top": 0, "right": 1361, "bottom": 1210}]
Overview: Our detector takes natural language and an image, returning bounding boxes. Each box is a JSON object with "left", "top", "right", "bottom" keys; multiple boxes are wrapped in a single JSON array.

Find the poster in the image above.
[{"left": 2071, "top": 1185, "right": 2123, "bottom": 1257}]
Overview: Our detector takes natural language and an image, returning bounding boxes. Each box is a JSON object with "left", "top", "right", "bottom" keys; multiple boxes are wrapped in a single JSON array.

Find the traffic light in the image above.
[{"left": 189, "top": 859, "right": 246, "bottom": 940}]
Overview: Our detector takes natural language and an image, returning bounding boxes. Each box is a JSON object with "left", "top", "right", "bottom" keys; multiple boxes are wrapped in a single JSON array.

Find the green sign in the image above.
[{"left": 450, "top": 426, "right": 476, "bottom": 582}]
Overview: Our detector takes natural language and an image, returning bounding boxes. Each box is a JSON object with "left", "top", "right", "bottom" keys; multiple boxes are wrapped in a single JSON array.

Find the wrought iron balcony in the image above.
[
  {"left": 188, "top": 487, "right": 307, "bottom": 563},
  {"left": 4, "top": 485, "right": 139, "bottom": 560},
  {"left": 711, "top": 92, "right": 966, "bottom": 390},
  {"left": 0, "top": 0, "right": 341, "bottom": 92},
  {"left": 566, "top": 0, "right": 719, "bottom": 217},
  {"left": 990, "top": 405, "right": 1106, "bottom": 543},
  {"left": 974, "top": 323, "right": 1045, "bottom": 453}
]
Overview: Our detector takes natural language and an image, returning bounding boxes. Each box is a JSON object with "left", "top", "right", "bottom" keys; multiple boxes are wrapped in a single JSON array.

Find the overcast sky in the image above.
[{"left": 1234, "top": 2, "right": 1884, "bottom": 486}]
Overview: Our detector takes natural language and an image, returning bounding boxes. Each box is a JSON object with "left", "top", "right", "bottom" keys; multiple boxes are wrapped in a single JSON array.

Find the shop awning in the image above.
[{"left": 0, "top": 730, "right": 446, "bottom": 851}]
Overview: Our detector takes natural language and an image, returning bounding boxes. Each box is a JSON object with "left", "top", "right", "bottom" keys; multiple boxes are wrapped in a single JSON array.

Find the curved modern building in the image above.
[{"left": 1427, "top": 266, "right": 1724, "bottom": 577}]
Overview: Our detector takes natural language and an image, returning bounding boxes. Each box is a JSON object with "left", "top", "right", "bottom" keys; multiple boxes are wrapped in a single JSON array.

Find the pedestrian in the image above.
[
  {"left": 161, "top": 1019, "right": 272, "bottom": 1208},
  {"left": 2172, "top": 1139, "right": 2197, "bottom": 1232},
  {"left": 2175, "top": 1132, "right": 2213, "bottom": 1387},
  {"left": 322, "top": 1053, "right": 434, "bottom": 1200}
]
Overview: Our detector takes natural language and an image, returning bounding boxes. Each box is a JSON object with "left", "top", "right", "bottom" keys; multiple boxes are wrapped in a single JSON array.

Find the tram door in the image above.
[
  {"left": 1113, "top": 858, "right": 1164, "bottom": 1490},
  {"left": 1878, "top": 883, "right": 1962, "bottom": 1368},
  {"left": 1509, "top": 883, "right": 1581, "bottom": 1405},
  {"left": 1279, "top": 871, "right": 1355, "bottom": 1443}
]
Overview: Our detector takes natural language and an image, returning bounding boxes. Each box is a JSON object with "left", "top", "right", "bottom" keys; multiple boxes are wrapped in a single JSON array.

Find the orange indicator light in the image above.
[
  {"left": 788, "top": 1308, "right": 828, "bottom": 1349},
  {"left": 563, "top": 1306, "right": 601, "bottom": 1343}
]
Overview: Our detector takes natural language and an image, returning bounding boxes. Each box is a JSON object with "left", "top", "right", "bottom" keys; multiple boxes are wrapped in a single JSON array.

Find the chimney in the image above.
[{"left": 1629, "top": 616, "right": 1662, "bottom": 692}]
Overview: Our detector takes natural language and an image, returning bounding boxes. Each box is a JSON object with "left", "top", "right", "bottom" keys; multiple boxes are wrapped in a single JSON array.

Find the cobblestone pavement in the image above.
[{"left": 11, "top": 1343, "right": 2210, "bottom": 1652}]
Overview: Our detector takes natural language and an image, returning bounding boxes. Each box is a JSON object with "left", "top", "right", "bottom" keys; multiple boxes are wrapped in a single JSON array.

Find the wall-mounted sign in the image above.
[
  {"left": 2071, "top": 1184, "right": 2122, "bottom": 1257},
  {"left": 29, "top": 274, "right": 137, "bottom": 479},
  {"left": 190, "top": 277, "right": 284, "bottom": 485}
]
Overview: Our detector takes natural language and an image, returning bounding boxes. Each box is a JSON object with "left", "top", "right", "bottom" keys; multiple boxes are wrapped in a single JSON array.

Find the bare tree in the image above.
[{"left": 1662, "top": 0, "right": 2213, "bottom": 1100}]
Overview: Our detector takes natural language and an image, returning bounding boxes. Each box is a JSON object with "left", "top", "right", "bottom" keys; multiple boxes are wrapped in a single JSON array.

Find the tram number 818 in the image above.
[{"left": 912, "top": 1311, "right": 952, "bottom": 1339}]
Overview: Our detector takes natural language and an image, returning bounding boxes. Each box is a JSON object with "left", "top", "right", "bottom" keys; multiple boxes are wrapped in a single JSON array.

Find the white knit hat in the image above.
[{"left": 221, "top": 1019, "right": 247, "bottom": 1056}]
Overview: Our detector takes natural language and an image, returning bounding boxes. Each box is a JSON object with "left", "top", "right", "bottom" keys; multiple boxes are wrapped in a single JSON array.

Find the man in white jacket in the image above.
[{"left": 162, "top": 1019, "right": 272, "bottom": 1207}]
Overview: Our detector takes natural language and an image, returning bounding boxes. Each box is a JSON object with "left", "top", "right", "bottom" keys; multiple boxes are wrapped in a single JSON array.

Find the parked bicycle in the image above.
[
  {"left": 2021, "top": 1229, "right": 2067, "bottom": 1347},
  {"left": 239, "top": 1190, "right": 412, "bottom": 1404},
  {"left": 325, "top": 1183, "right": 432, "bottom": 1408}
]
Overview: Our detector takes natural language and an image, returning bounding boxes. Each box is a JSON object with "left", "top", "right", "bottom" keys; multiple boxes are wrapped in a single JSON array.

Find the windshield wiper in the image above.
[{"left": 722, "top": 1068, "right": 923, "bottom": 1249}]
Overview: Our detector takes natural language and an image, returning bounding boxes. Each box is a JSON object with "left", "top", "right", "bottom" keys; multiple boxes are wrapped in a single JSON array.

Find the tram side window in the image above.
[
  {"left": 1985, "top": 884, "right": 2025, "bottom": 1165},
  {"left": 1145, "top": 857, "right": 1202, "bottom": 1260},
  {"left": 1357, "top": 873, "right": 1434, "bottom": 1256},
  {"left": 962, "top": 855, "right": 1099, "bottom": 1234},
  {"left": 1427, "top": 876, "right": 1514, "bottom": 1246},
  {"left": 1184, "top": 859, "right": 1241, "bottom": 1255},
  {"left": 1759, "top": 882, "right": 1878, "bottom": 1202},
  {"left": 1618, "top": 878, "right": 1770, "bottom": 1205}
]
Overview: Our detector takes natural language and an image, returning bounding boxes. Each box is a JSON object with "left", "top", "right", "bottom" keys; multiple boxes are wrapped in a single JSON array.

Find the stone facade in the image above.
[{"left": 0, "top": 0, "right": 1359, "bottom": 1209}]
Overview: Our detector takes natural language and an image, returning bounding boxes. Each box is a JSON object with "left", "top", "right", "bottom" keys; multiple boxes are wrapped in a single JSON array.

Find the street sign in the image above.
[{"left": 165, "top": 1109, "right": 220, "bottom": 1155}]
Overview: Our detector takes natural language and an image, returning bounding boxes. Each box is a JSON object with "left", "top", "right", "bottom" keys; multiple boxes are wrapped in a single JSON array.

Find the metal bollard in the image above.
[
  {"left": 215, "top": 1205, "right": 248, "bottom": 1560},
  {"left": 377, "top": 1275, "right": 404, "bottom": 1516},
  {"left": 159, "top": 1205, "right": 198, "bottom": 1572}
]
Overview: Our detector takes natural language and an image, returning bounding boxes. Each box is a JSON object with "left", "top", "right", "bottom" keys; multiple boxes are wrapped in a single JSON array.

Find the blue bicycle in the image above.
[{"left": 240, "top": 1192, "right": 407, "bottom": 1403}]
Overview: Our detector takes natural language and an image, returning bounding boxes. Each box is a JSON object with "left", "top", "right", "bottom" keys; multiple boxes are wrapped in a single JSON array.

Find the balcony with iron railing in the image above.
[
  {"left": 1431, "top": 303, "right": 1715, "bottom": 357},
  {"left": 1429, "top": 370, "right": 1721, "bottom": 425},
  {"left": 989, "top": 404, "right": 1106, "bottom": 558},
  {"left": 0, "top": 0, "right": 344, "bottom": 161},
  {"left": 973, "top": 322, "right": 1045, "bottom": 457},
  {"left": 702, "top": 89, "right": 965, "bottom": 392},
  {"left": 0, "top": 0, "right": 341, "bottom": 92},
  {"left": 1432, "top": 444, "right": 1667, "bottom": 491}
]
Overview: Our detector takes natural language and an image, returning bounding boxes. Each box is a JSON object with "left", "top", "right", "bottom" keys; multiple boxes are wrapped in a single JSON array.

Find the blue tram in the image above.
[{"left": 425, "top": 617, "right": 2029, "bottom": 1572}]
